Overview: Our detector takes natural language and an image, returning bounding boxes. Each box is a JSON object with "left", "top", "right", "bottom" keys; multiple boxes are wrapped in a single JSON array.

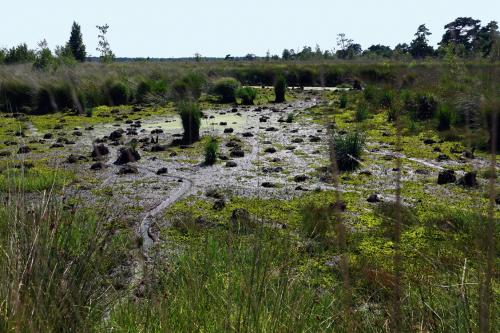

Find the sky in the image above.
[{"left": 1, "top": 0, "right": 499, "bottom": 58}]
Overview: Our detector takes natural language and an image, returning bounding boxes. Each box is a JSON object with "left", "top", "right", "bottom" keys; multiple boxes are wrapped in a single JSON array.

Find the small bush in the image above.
[
  {"left": 274, "top": 76, "right": 287, "bottom": 103},
  {"left": 437, "top": 105, "right": 453, "bottom": 131},
  {"left": 418, "top": 94, "right": 438, "bottom": 120},
  {"left": 331, "top": 131, "right": 365, "bottom": 172},
  {"left": 107, "top": 81, "right": 129, "bottom": 106},
  {"left": 178, "top": 102, "right": 202, "bottom": 143},
  {"left": 204, "top": 137, "right": 219, "bottom": 165},
  {"left": 213, "top": 77, "right": 240, "bottom": 103},
  {"left": 405, "top": 92, "right": 439, "bottom": 120},
  {"left": 355, "top": 103, "right": 369, "bottom": 122},
  {"left": 339, "top": 94, "right": 348, "bottom": 108},
  {"left": 237, "top": 87, "right": 257, "bottom": 105}
]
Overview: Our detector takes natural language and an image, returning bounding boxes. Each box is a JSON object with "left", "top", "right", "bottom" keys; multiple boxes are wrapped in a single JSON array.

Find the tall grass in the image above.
[
  {"left": 0, "top": 192, "right": 117, "bottom": 332},
  {"left": 104, "top": 228, "right": 342, "bottom": 332},
  {"left": 204, "top": 136, "right": 219, "bottom": 165},
  {"left": 0, "top": 166, "right": 72, "bottom": 192},
  {"left": 178, "top": 102, "right": 202, "bottom": 143},
  {"left": 331, "top": 131, "right": 365, "bottom": 171}
]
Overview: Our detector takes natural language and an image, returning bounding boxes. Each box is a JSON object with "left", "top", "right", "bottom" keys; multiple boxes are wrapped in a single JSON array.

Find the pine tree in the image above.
[
  {"left": 67, "top": 22, "right": 86, "bottom": 62},
  {"left": 409, "top": 24, "right": 435, "bottom": 59}
]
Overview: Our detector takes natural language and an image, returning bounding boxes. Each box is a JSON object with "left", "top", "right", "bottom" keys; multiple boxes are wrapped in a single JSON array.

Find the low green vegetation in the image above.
[
  {"left": 237, "top": 86, "right": 257, "bottom": 105},
  {"left": 213, "top": 77, "right": 240, "bottom": 103},
  {"left": 0, "top": 53, "right": 498, "bottom": 332},
  {"left": 204, "top": 136, "right": 218, "bottom": 165},
  {"left": 274, "top": 76, "right": 287, "bottom": 103},
  {"left": 331, "top": 131, "right": 365, "bottom": 171},
  {"left": 0, "top": 165, "right": 73, "bottom": 192}
]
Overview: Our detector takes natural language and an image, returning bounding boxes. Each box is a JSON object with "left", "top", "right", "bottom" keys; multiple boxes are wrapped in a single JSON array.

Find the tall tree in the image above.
[
  {"left": 67, "top": 22, "right": 86, "bottom": 62},
  {"left": 5, "top": 43, "right": 36, "bottom": 64},
  {"left": 336, "top": 33, "right": 361, "bottom": 59},
  {"left": 0, "top": 48, "right": 6, "bottom": 64},
  {"left": 364, "top": 44, "right": 393, "bottom": 58},
  {"left": 409, "top": 24, "right": 435, "bottom": 59},
  {"left": 440, "top": 17, "right": 481, "bottom": 56},
  {"left": 33, "top": 39, "right": 54, "bottom": 70},
  {"left": 476, "top": 21, "right": 499, "bottom": 57},
  {"left": 96, "top": 24, "right": 115, "bottom": 63},
  {"left": 282, "top": 49, "right": 292, "bottom": 60}
]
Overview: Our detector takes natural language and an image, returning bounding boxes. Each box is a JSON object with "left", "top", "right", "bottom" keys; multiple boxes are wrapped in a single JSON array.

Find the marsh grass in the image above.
[
  {"left": 178, "top": 102, "right": 202, "bottom": 143},
  {"left": 0, "top": 166, "right": 72, "bottom": 192},
  {"left": 0, "top": 192, "right": 117, "bottom": 333},
  {"left": 331, "top": 131, "right": 365, "bottom": 171},
  {"left": 104, "top": 228, "right": 342, "bottom": 332},
  {"left": 204, "top": 136, "right": 219, "bottom": 165}
]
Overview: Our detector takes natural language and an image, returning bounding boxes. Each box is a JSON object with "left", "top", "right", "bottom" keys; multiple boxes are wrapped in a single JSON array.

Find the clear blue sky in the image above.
[{"left": 1, "top": 0, "right": 498, "bottom": 57}]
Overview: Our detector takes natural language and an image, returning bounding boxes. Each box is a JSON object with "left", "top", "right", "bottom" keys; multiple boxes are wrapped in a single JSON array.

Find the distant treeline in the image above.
[{"left": 0, "top": 17, "right": 499, "bottom": 67}]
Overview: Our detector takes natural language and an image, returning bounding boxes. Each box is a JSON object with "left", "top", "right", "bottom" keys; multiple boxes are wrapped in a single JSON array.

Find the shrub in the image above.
[
  {"left": 204, "top": 137, "right": 219, "bottom": 165},
  {"left": 178, "top": 102, "right": 202, "bottom": 143},
  {"left": 274, "top": 76, "right": 287, "bottom": 103},
  {"left": 405, "top": 92, "right": 439, "bottom": 120},
  {"left": 213, "top": 77, "right": 240, "bottom": 103},
  {"left": 355, "top": 103, "right": 369, "bottom": 122},
  {"left": 237, "top": 87, "right": 257, "bottom": 105},
  {"left": 437, "top": 105, "right": 453, "bottom": 131},
  {"left": 339, "top": 94, "right": 348, "bottom": 108},
  {"left": 0, "top": 81, "right": 35, "bottom": 113},
  {"left": 106, "top": 81, "right": 129, "bottom": 106},
  {"left": 331, "top": 131, "right": 365, "bottom": 171},
  {"left": 417, "top": 94, "right": 438, "bottom": 120}
]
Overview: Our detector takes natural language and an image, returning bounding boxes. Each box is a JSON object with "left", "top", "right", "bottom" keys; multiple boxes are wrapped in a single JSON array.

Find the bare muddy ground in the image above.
[{"left": 1, "top": 94, "right": 496, "bottom": 287}]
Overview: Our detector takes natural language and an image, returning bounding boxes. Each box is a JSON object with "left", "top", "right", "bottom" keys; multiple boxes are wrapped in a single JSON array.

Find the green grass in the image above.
[
  {"left": 0, "top": 193, "right": 124, "bottom": 333},
  {"left": 0, "top": 165, "right": 73, "bottom": 192}
]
